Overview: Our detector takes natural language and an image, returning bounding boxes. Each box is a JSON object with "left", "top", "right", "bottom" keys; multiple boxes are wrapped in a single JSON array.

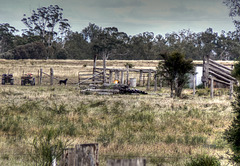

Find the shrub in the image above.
[
  {"left": 224, "top": 86, "right": 240, "bottom": 163},
  {"left": 29, "top": 128, "right": 70, "bottom": 166},
  {"left": 185, "top": 154, "right": 220, "bottom": 166}
]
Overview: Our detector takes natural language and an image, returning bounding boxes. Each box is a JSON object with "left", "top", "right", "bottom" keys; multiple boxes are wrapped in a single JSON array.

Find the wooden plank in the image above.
[
  {"left": 209, "top": 63, "right": 231, "bottom": 75},
  {"left": 209, "top": 66, "right": 236, "bottom": 82},
  {"left": 82, "top": 89, "right": 119, "bottom": 93},
  {"left": 209, "top": 59, "right": 232, "bottom": 72},
  {"left": 95, "top": 67, "right": 156, "bottom": 73},
  {"left": 79, "top": 74, "right": 95, "bottom": 76},
  {"left": 212, "top": 78, "right": 231, "bottom": 86},
  {"left": 209, "top": 71, "right": 231, "bottom": 84}
]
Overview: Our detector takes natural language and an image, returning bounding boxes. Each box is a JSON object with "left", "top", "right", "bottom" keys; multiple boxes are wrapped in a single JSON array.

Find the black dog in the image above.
[{"left": 59, "top": 78, "right": 68, "bottom": 85}]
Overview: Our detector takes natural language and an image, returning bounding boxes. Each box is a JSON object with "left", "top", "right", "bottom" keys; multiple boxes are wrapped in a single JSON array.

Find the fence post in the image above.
[
  {"left": 115, "top": 71, "right": 119, "bottom": 81},
  {"left": 154, "top": 72, "right": 157, "bottom": 91},
  {"left": 50, "top": 68, "right": 53, "bottom": 85},
  {"left": 121, "top": 71, "right": 124, "bottom": 84},
  {"left": 230, "top": 81, "right": 233, "bottom": 100},
  {"left": 159, "top": 76, "right": 162, "bottom": 90},
  {"left": 109, "top": 70, "right": 112, "bottom": 84},
  {"left": 126, "top": 65, "right": 129, "bottom": 85},
  {"left": 147, "top": 70, "right": 151, "bottom": 90},
  {"left": 40, "top": 68, "right": 42, "bottom": 85},
  {"left": 193, "top": 74, "right": 196, "bottom": 96},
  {"left": 210, "top": 75, "right": 214, "bottom": 98},
  {"left": 38, "top": 70, "right": 40, "bottom": 85},
  {"left": 139, "top": 70, "right": 143, "bottom": 86}
]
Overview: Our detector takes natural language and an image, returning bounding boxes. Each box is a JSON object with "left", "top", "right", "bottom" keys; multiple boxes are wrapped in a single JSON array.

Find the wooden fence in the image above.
[{"left": 78, "top": 66, "right": 158, "bottom": 91}]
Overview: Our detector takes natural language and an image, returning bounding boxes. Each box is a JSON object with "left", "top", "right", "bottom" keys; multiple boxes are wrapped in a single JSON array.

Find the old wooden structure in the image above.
[
  {"left": 79, "top": 66, "right": 158, "bottom": 91},
  {"left": 202, "top": 55, "right": 237, "bottom": 98},
  {"left": 59, "top": 143, "right": 99, "bottom": 166}
]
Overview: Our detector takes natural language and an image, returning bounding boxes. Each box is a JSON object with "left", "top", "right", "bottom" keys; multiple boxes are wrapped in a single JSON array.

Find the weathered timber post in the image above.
[
  {"left": 154, "top": 71, "right": 157, "bottom": 91},
  {"left": 103, "top": 54, "right": 106, "bottom": 83},
  {"left": 50, "top": 68, "right": 53, "bottom": 85},
  {"left": 37, "top": 70, "right": 40, "bottom": 85},
  {"left": 109, "top": 70, "right": 113, "bottom": 84},
  {"left": 143, "top": 74, "right": 145, "bottom": 86},
  {"left": 121, "top": 71, "right": 124, "bottom": 84},
  {"left": 230, "top": 81, "right": 233, "bottom": 100},
  {"left": 193, "top": 74, "right": 196, "bottom": 96},
  {"left": 210, "top": 75, "right": 214, "bottom": 98},
  {"left": 40, "top": 68, "right": 42, "bottom": 85},
  {"left": 93, "top": 54, "right": 97, "bottom": 82},
  {"left": 147, "top": 70, "right": 151, "bottom": 90},
  {"left": 115, "top": 70, "right": 120, "bottom": 81},
  {"left": 202, "top": 55, "right": 210, "bottom": 88},
  {"left": 126, "top": 65, "right": 129, "bottom": 85},
  {"left": 159, "top": 76, "right": 162, "bottom": 90},
  {"left": 59, "top": 143, "right": 99, "bottom": 166},
  {"left": 139, "top": 70, "right": 143, "bottom": 86}
]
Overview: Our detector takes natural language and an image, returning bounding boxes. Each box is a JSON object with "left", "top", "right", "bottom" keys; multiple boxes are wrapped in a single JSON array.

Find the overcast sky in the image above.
[{"left": 0, "top": 0, "right": 236, "bottom": 36}]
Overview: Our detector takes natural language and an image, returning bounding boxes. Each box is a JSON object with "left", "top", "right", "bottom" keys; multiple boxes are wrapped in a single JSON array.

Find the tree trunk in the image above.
[{"left": 170, "top": 82, "right": 174, "bottom": 98}]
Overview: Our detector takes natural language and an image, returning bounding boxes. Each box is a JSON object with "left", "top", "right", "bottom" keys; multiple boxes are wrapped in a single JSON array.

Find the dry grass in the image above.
[{"left": 0, "top": 59, "right": 236, "bottom": 166}]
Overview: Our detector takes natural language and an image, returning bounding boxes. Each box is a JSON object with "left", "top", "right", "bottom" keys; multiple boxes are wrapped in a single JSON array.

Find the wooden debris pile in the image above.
[{"left": 80, "top": 84, "right": 148, "bottom": 95}]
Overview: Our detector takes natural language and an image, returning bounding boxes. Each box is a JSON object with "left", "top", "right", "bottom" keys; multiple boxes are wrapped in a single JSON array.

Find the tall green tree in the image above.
[
  {"left": 157, "top": 52, "right": 195, "bottom": 98},
  {"left": 0, "top": 23, "right": 18, "bottom": 53},
  {"left": 21, "top": 5, "right": 70, "bottom": 47},
  {"left": 64, "top": 32, "right": 91, "bottom": 59},
  {"left": 224, "top": 0, "right": 240, "bottom": 31}
]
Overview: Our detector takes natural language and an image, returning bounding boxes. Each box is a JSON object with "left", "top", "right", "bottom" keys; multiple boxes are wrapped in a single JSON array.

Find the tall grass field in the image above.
[{"left": 0, "top": 59, "right": 236, "bottom": 165}]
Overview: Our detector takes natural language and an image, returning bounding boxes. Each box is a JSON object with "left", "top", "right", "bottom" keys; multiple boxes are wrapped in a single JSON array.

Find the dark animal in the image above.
[{"left": 59, "top": 78, "right": 68, "bottom": 85}]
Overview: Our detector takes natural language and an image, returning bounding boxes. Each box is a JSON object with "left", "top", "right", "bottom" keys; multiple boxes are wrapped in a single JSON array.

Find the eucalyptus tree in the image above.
[
  {"left": 64, "top": 32, "right": 91, "bottom": 59},
  {"left": 0, "top": 23, "right": 18, "bottom": 53},
  {"left": 224, "top": 0, "right": 240, "bottom": 31},
  {"left": 197, "top": 28, "right": 218, "bottom": 59},
  {"left": 21, "top": 5, "right": 70, "bottom": 47},
  {"left": 128, "top": 32, "right": 155, "bottom": 60},
  {"left": 82, "top": 23, "right": 129, "bottom": 81}
]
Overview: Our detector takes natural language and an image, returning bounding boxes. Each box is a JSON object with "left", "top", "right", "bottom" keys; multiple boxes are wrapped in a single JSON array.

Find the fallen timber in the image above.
[{"left": 81, "top": 84, "right": 148, "bottom": 95}]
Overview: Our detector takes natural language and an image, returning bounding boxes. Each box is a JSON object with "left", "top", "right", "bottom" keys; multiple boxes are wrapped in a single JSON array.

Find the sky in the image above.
[{"left": 0, "top": 0, "right": 236, "bottom": 36}]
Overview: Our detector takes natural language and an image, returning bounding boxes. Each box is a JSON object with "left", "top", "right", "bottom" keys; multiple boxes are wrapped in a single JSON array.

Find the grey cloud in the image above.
[{"left": 84, "top": 0, "right": 144, "bottom": 8}]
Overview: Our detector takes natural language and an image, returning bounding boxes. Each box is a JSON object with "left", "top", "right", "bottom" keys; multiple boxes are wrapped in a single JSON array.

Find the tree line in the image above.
[{"left": 1, "top": 5, "right": 240, "bottom": 61}]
